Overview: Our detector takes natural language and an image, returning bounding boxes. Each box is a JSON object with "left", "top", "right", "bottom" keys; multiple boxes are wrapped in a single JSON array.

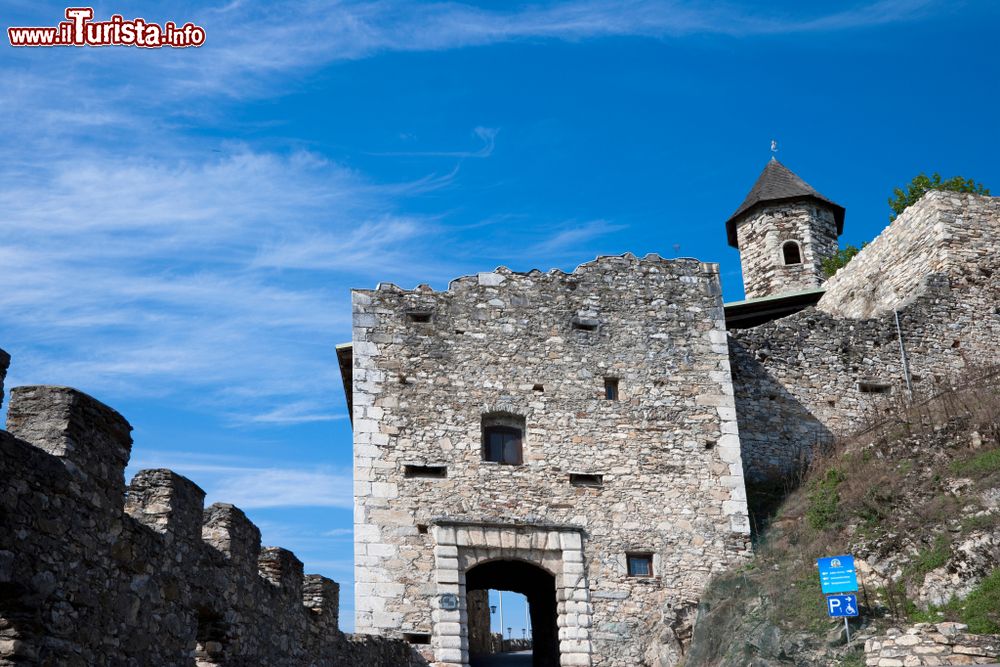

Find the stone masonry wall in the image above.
[
  {"left": 731, "top": 193, "right": 1000, "bottom": 479},
  {"left": 820, "top": 191, "right": 1000, "bottom": 319},
  {"left": 865, "top": 623, "right": 1000, "bottom": 666},
  {"left": 0, "top": 365, "right": 425, "bottom": 667},
  {"left": 352, "top": 254, "right": 752, "bottom": 667},
  {"left": 735, "top": 202, "right": 839, "bottom": 299}
]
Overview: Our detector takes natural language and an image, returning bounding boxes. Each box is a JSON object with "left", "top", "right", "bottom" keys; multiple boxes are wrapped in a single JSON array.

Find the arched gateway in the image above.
[
  {"left": 431, "top": 521, "right": 592, "bottom": 667},
  {"left": 467, "top": 559, "right": 559, "bottom": 667}
]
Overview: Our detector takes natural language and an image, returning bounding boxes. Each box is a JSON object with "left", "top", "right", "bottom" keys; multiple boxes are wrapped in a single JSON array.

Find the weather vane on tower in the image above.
[{"left": 770, "top": 139, "right": 778, "bottom": 160}]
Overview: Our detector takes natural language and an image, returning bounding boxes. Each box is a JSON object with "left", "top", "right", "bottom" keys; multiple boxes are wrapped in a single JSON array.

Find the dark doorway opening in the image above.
[{"left": 467, "top": 560, "right": 559, "bottom": 667}]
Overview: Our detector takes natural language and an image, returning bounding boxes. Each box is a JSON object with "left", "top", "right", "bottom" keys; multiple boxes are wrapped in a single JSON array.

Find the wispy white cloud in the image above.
[
  {"left": 370, "top": 126, "right": 499, "bottom": 159},
  {"left": 249, "top": 400, "right": 351, "bottom": 425},
  {"left": 6, "top": 1, "right": 943, "bottom": 106},
  {"left": 153, "top": 0, "right": 944, "bottom": 97},
  {"left": 129, "top": 451, "right": 353, "bottom": 508},
  {"left": 210, "top": 468, "right": 353, "bottom": 508},
  {"left": 529, "top": 218, "right": 628, "bottom": 255},
  {"left": 322, "top": 528, "right": 354, "bottom": 538},
  {"left": 0, "top": 146, "right": 464, "bottom": 420}
]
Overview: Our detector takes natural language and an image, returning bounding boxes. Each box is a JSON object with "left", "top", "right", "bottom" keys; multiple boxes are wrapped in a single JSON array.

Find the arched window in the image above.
[
  {"left": 782, "top": 241, "right": 802, "bottom": 265},
  {"left": 482, "top": 414, "right": 524, "bottom": 465}
]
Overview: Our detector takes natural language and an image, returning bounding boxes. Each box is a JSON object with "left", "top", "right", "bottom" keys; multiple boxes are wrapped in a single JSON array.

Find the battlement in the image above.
[
  {"left": 368, "top": 252, "right": 720, "bottom": 295},
  {"left": 0, "top": 360, "right": 426, "bottom": 666}
]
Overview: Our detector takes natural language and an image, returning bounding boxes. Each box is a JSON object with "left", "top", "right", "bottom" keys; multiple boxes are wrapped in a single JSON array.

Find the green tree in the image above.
[
  {"left": 822, "top": 243, "right": 868, "bottom": 278},
  {"left": 889, "top": 172, "right": 990, "bottom": 221}
]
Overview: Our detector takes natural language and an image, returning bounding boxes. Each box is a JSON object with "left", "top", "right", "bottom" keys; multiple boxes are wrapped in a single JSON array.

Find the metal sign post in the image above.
[{"left": 820, "top": 556, "right": 860, "bottom": 647}]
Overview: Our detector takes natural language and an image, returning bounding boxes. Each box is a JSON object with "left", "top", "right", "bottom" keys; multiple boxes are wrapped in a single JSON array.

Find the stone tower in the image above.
[{"left": 726, "top": 158, "right": 845, "bottom": 299}]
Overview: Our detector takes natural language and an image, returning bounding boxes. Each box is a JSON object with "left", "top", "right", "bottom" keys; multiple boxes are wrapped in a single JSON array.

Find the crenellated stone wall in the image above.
[
  {"left": 0, "top": 375, "right": 426, "bottom": 667},
  {"left": 731, "top": 193, "right": 1000, "bottom": 479},
  {"left": 351, "top": 254, "right": 752, "bottom": 667}
]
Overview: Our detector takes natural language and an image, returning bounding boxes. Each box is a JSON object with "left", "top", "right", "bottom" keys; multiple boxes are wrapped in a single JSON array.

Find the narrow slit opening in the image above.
[
  {"left": 857, "top": 381, "right": 892, "bottom": 394},
  {"left": 569, "top": 473, "right": 604, "bottom": 487},
  {"left": 404, "top": 464, "right": 447, "bottom": 479}
]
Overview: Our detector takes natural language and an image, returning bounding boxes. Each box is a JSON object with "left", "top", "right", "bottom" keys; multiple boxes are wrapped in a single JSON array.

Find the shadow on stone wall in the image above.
[{"left": 729, "top": 338, "right": 834, "bottom": 536}]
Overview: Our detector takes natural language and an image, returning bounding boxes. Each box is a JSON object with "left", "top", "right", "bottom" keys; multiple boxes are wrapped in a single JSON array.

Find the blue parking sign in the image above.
[
  {"left": 827, "top": 594, "right": 859, "bottom": 617},
  {"left": 817, "top": 555, "right": 858, "bottom": 594}
]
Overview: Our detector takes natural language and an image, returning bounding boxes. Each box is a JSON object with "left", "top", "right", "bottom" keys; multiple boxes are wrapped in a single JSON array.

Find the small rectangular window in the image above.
[
  {"left": 571, "top": 318, "right": 599, "bottom": 332},
  {"left": 857, "top": 381, "right": 892, "bottom": 394},
  {"left": 604, "top": 377, "right": 619, "bottom": 400},
  {"left": 407, "top": 311, "right": 432, "bottom": 323},
  {"left": 569, "top": 473, "right": 603, "bottom": 487},
  {"left": 404, "top": 464, "right": 447, "bottom": 478},
  {"left": 483, "top": 425, "right": 523, "bottom": 465},
  {"left": 627, "top": 553, "right": 653, "bottom": 578},
  {"left": 403, "top": 633, "right": 431, "bottom": 644}
]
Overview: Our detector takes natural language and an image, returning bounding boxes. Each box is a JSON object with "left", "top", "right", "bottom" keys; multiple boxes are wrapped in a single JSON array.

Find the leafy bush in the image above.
[
  {"left": 889, "top": 173, "right": 990, "bottom": 222},
  {"left": 822, "top": 243, "right": 868, "bottom": 278},
  {"left": 806, "top": 468, "right": 844, "bottom": 530}
]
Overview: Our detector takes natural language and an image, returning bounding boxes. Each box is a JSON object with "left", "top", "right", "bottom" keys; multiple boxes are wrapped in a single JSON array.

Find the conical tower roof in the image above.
[{"left": 725, "top": 158, "right": 844, "bottom": 247}]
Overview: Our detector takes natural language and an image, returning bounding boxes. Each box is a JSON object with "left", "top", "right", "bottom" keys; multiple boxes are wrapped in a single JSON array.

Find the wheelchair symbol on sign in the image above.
[{"left": 827, "top": 594, "right": 859, "bottom": 617}]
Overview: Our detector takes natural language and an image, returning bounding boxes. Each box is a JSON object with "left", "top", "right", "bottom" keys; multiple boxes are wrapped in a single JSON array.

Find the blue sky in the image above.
[{"left": 2, "top": 0, "right": 998, "bottom": 632}]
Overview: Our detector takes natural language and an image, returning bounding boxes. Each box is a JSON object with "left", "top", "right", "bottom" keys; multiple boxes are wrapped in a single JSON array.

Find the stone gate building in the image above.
[{"left": 343, "top": 256, "right": 753, "bottom": 666}]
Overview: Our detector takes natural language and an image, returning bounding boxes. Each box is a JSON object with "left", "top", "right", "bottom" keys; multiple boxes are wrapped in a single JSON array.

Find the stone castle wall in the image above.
[
  {"left": 820, "top": 191, "right": 1000, "bottom": 319},
  {"left": 735, "top": 202, "right": 839, "bottom": 299},
  {"left": 865, "top": 623, "right": 1000, "bottom": 666},
  {"left": 351, "top": 254, "right": 752, "bottom": 667},
  {"left": 731, "top": 193, "right": 1000, "bottom": 479},
  {"left": 0, "top": 359, "right": 425, "bottom": 667}
]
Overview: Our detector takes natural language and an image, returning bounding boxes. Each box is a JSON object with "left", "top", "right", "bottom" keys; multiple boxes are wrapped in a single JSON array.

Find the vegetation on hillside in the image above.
[{"left": 684, "top": 370, "right": 1000, "bottom": 666}]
